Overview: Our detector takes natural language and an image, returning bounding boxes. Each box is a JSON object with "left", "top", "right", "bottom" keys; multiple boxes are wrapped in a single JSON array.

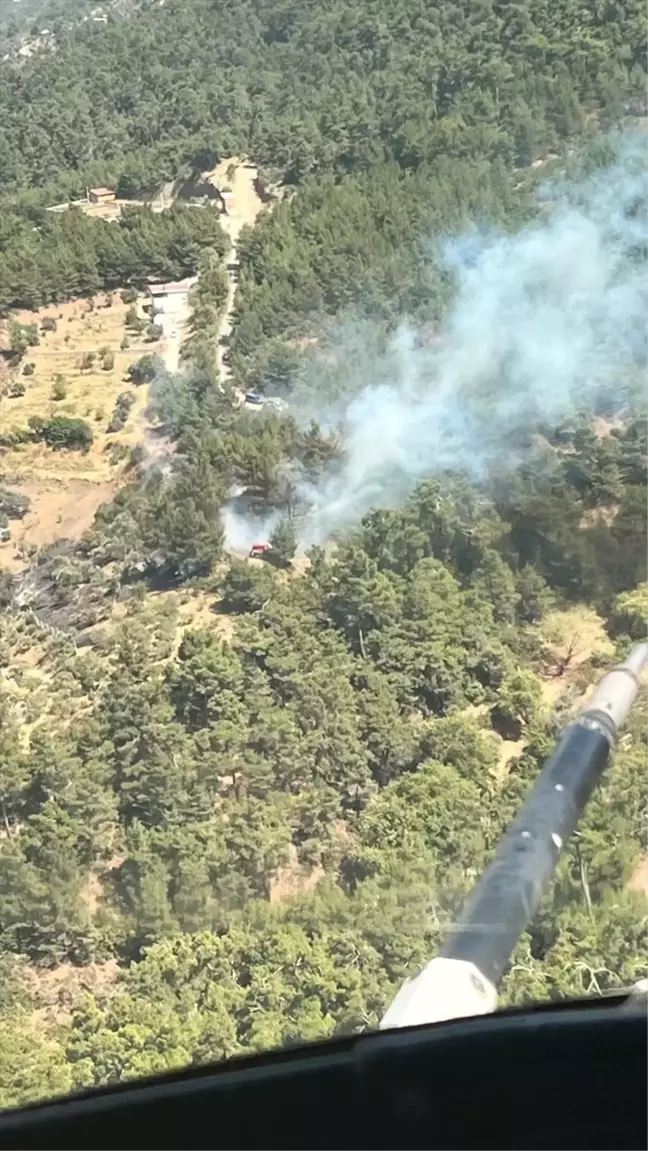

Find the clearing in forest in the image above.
[
  {"left": 494, "top": 605, "right": 617, "bottom": 782},
  {"left": 537, "top": 606, "right": 615, "bottom": 709},
  {"left": 0, "top": 292, "right": 164, "bottom": 568},
  {"left": 151, "top": 586, "right": 238, "bottom": 651}
]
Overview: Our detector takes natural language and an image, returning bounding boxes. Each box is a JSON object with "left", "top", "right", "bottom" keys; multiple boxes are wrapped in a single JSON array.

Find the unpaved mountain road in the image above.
[
  {"left": 159, "top": 286, "right": 195, "bottom": 373},
  {"left": 154, "top": 160, "right": 270, "bottom": 387},
  {"left": 208, "top": 159, "right": 266, "bottom": 390}
]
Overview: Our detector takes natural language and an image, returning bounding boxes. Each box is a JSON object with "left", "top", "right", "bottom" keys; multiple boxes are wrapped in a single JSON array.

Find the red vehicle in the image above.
[{"left": 249, "top": 542, "right": 270, "bottom": 559}]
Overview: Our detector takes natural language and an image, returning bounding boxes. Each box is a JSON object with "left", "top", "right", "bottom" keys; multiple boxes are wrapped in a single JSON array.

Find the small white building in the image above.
[{"left": 88, "top": 186, "right": 116, "bottom": 205}]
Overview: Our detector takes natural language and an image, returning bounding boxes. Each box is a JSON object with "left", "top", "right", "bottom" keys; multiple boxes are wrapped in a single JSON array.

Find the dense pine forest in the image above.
[{"left": 0, "top": 0, "right": 646, "bottom": 1109}]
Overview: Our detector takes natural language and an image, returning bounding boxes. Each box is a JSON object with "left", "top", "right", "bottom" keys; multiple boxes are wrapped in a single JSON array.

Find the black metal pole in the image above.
[
  {"left": 381, "top": 643, "right": 647, "bottom": 1029},
  {"left": 439, "top": 719, "right": 611, "bottom": 987}
]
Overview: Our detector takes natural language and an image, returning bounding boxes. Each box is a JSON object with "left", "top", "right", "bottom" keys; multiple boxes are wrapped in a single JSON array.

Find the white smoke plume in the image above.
[
  {"left": 221, "top": 485, "right": 282, "bottom": 555},
  {"left": 292, "top": 138, "right": 646, "bottom": 548},
  {"left": 136, "top": 422, "right": 177, "bottom": 477},
  {"left": 224, "top": 135, "right": 646, "bottom": 553}
]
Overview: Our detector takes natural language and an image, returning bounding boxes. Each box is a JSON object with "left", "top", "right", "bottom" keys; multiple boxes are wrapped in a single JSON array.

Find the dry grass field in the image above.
[{"left": 1, "top": 291, "right": 166, "bottom": 568}]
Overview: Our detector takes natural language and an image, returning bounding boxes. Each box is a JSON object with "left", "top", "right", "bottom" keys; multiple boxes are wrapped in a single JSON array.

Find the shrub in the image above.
[
  {"left": 269, "top": 518, "right": 297, "bottom": 566},
  {"left": 102, "top": 352, "right": 115, "bottom": 371},
  {"left": 129, "top": 443, "right": 146, "bottom": 468},
  {"left": 107, "top": 391, "right": 135, "bottom": 433},
  {"left": 8, "top": 380, "right": 26, "bottom": 397},
  {"left": 219, "top": 560, "right": 278, "bottom": 613},
  {"left": 125, "top": 306, "right": 147, "bottom": 334},
  {"left": 121, "top": 287, "right": 138, "bottom": 305},
  {"left": 22, "top": 363, "right": 35, "bottom": 376},
  {"left": 127, "top": 354, "right": 158, "bottom": 385},
  {"left": 52, "top": 376, "right": 67, "bottom": 401},
  {"left": 0, "top": 427, "right": 29, "bottom": 447},
  {"left": 109, "top": 442, "right": 131, "bottom": 465},
  {"left": 28, "top": 415, "right": 93, "bottom": 452},
  {"left": 0, "top": 571, "right": 14, "bottom": 607},
  {"left": 41, "top": 317, "right": 57, "bottom": 333},
  {"left": 0, "top": 486, "right": 30, "bottom": 520},
  {"left": 9, "top": 321, "right": 38, "bottom": 358}
]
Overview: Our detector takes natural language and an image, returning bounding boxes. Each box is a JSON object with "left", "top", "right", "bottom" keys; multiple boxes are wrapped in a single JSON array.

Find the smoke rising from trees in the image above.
[{"left": 291, "top": 139, "right": 646, "bottom": 548}]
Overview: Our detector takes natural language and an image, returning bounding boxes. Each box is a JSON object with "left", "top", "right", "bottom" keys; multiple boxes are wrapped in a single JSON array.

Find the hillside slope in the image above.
[
  {"left": 0, "top": 0, "right": 646, "bottom": 1114},
  {"left": 0, "top": 0, "right": 646, "bottom": 198}
]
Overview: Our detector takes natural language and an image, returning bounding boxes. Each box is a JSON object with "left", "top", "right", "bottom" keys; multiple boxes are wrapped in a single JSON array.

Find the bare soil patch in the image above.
[
  {"left": 1, "top": 292, "right": 164, "bottom": 560},
  {"left": 270, "top": 845, "right": 325, "bottom": 904}
]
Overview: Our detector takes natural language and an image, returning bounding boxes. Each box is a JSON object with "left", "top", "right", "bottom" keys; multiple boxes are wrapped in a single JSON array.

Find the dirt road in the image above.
[
  {"left": 150, "top": 160, "right": 268, "bottom": 385},
  {"left": 157, "top": 285, "right": 195, "bottom": 373},
  {"left": 207, "top": 160, "right": 266, "bottom": 389}
]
